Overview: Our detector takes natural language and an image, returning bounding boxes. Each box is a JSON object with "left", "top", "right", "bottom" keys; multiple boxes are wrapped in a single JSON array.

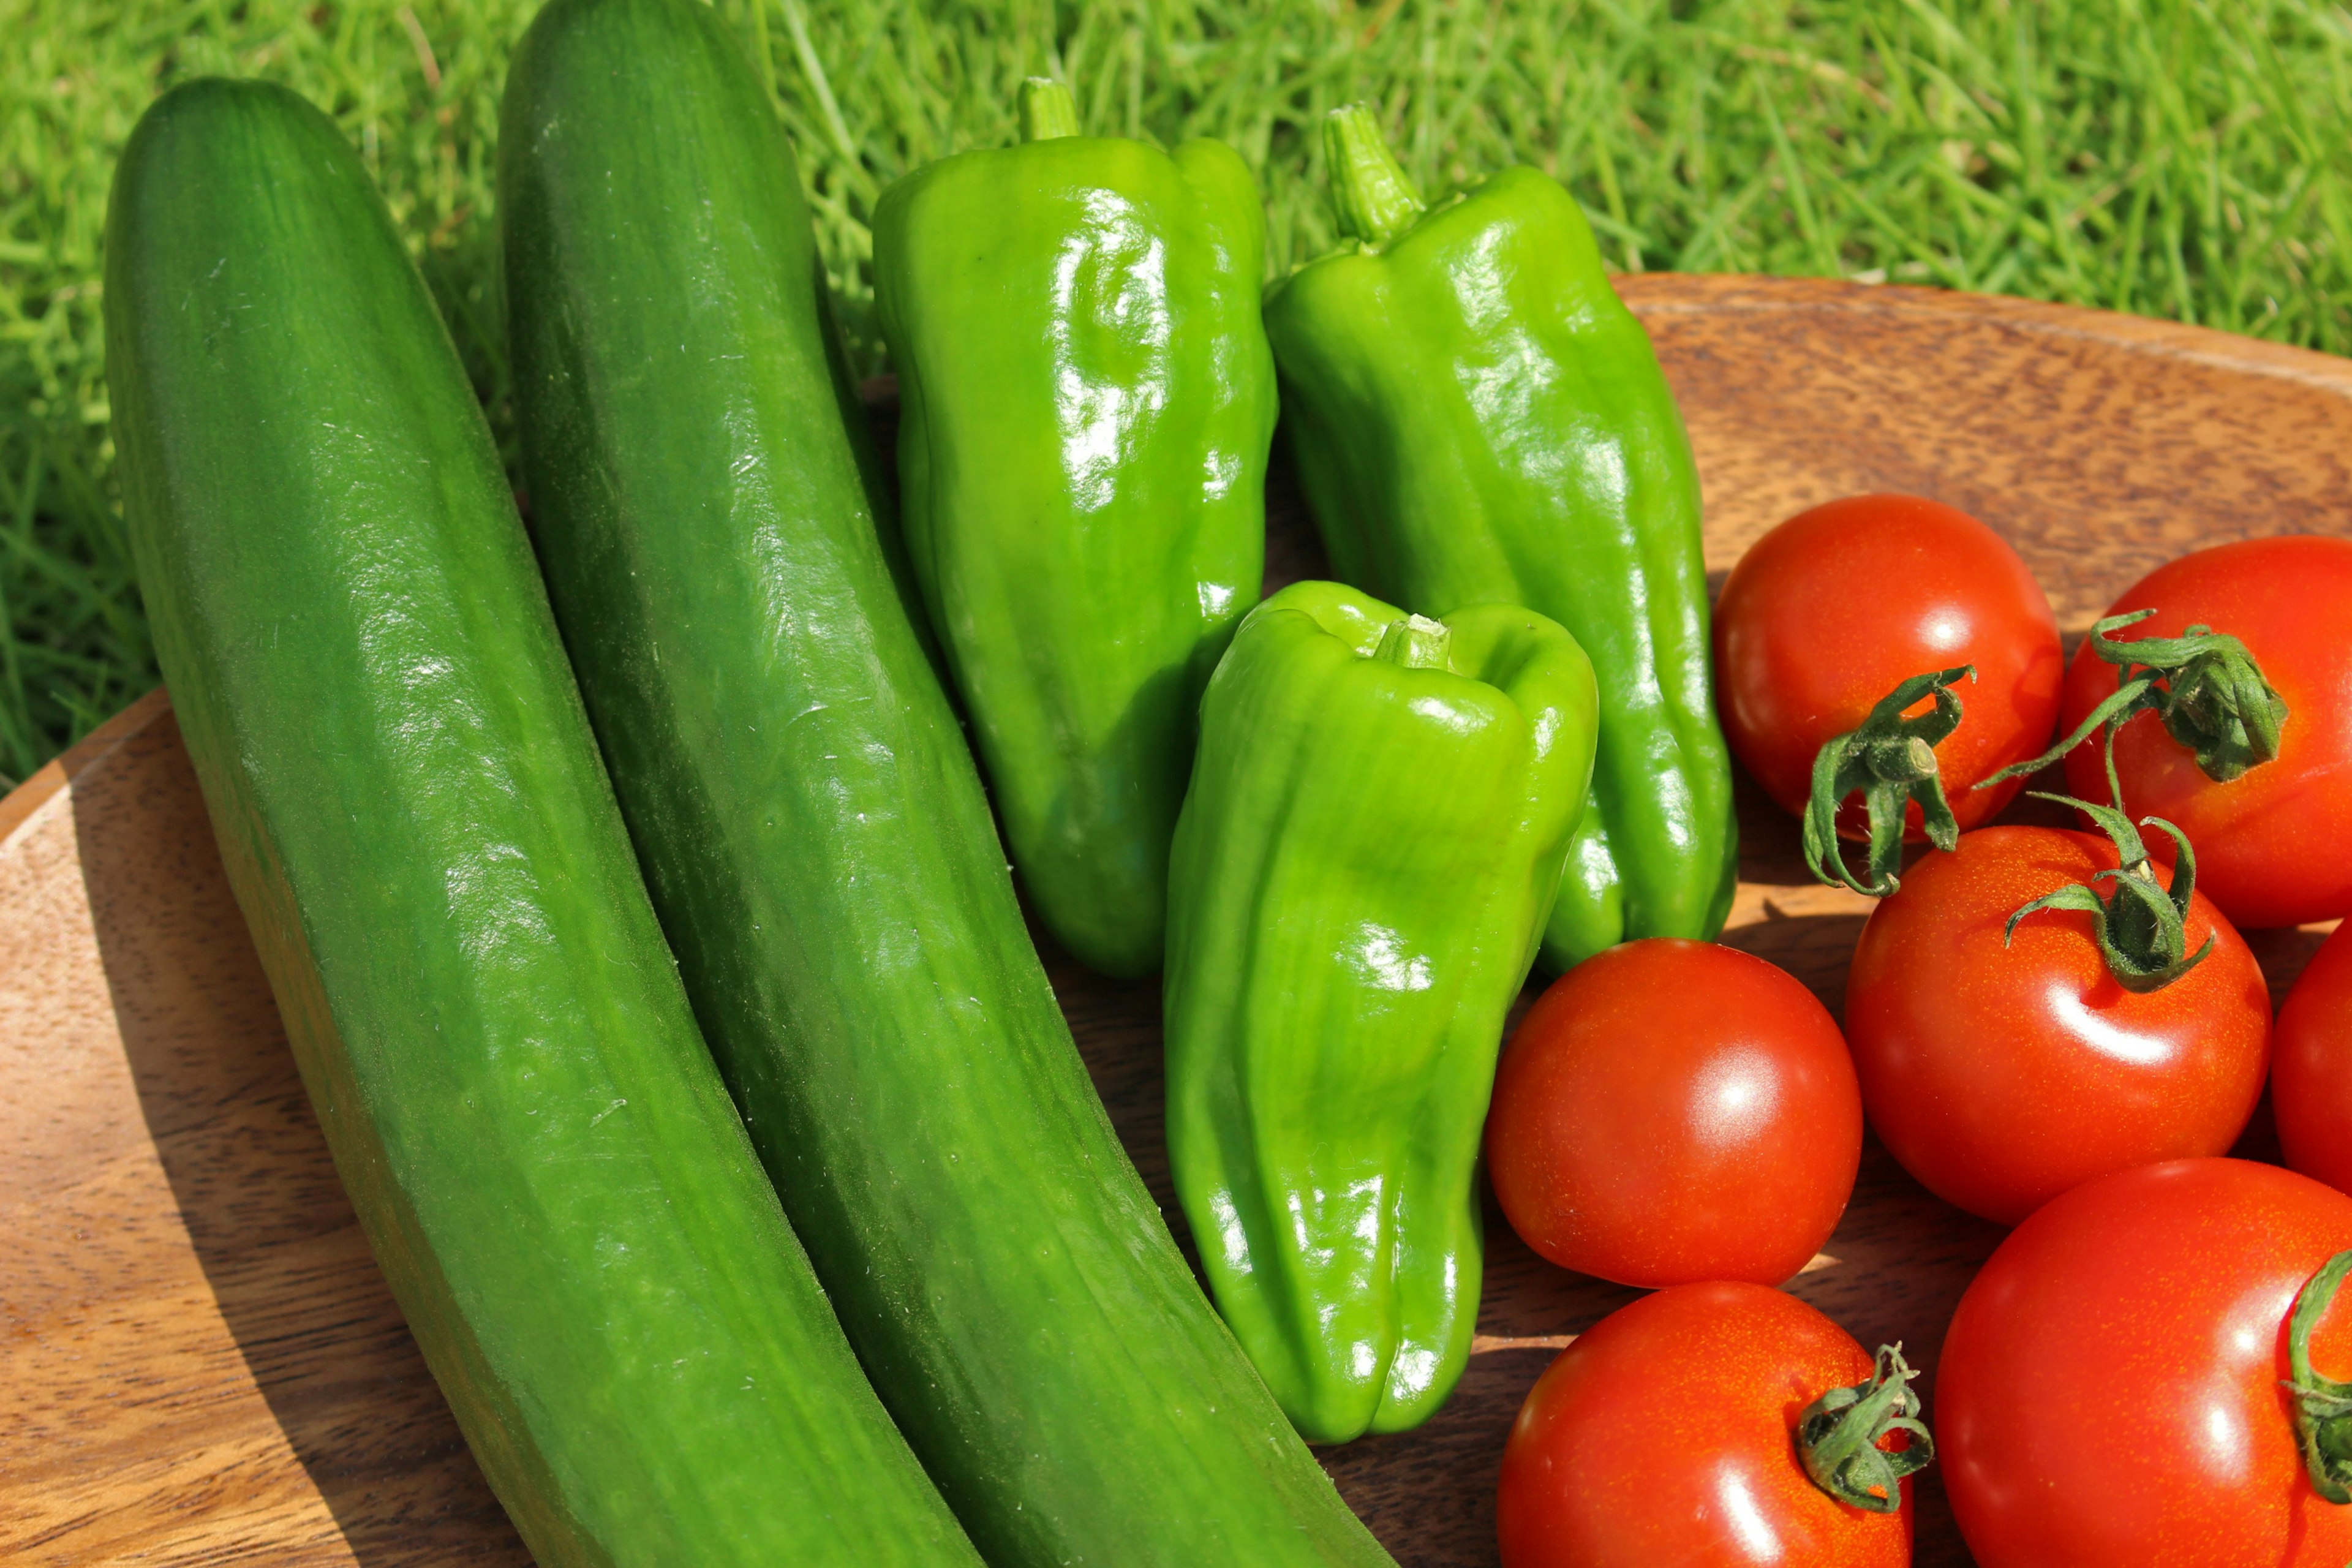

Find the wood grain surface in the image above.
[{"left": 4, "top": 274, "right": 2347, "bottom": 1567}]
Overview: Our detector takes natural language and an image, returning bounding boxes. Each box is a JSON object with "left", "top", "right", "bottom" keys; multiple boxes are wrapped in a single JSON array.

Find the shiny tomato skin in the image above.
[
  {"left": 1497, "top": 1281, "right": 1911, "bottom": 1568},
  {"left": 2059, "top": 535, "right": 2352, "bottom": 929},
  {"left": 1843, "top": 827, "right": 2269, "bottom": 1224},
  {"left": 1940, "top": 1158, "right": 2352, "bottom": 1568},
  {"left": 1485, "top": 939, "right": 1862, "bottom": 1288},
  {"left": 2277, "top": 922, "right": 2352, "bottom": 1196},
  {"left": 1714, "top": 494, "right": 2062, "bottom": 832}
]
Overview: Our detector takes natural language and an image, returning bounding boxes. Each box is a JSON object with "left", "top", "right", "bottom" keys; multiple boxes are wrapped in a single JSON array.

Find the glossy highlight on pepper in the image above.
[
  {"left": 1264, "top": 104, "right": 1735, "bottom": 972},
  {"left": 873, "top": 77, "right": 1275, "bottom": 977},
  {"left": 1164, "top": 580, "right": 1598, "bottom": 1442}
]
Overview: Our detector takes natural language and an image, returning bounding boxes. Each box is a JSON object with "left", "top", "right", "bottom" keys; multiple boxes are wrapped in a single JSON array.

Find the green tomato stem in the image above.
[
  {"left": 2290, "top": 1249, "right": 2352, "bottom": 1506},
  {"left": 2002, "top": 791, "right": 2213, "bottom": 992},
  {"left": 1797, "top": 1343, "right": 1936, "bottom": 1513},
  {"left": 1977, "top": 608, "right": 2288, "bottom": 798},
  {"left": 1800, "top": 665, "right": 1973, "bottom": 899}
]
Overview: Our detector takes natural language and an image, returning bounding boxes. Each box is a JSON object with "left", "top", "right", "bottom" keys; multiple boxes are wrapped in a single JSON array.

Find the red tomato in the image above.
[
  {"left": 2059, "top": 535, "right": 2352, "bottom": 929},
  {"left": 1844, "top": 826, "right": 2269, "bottom": 1224},
  {"left": 1497, "top": 1281, "right": 1912, "bottom": 1568},
  {"left": 1485, "top": 939, "right": 1861, "bottom": 1287},
  {"left": 1940, "top": 1158, "right": 2352, "bottom": 1568},
  {"left": 1714, "top": 494, "right": 2062, "bottom": 832},
  {"left": 2277, "top": 922, "right": 2352, "bottom": 1195}
]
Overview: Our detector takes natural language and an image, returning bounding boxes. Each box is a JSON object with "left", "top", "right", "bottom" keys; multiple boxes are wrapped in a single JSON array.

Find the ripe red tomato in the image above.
[
  {"left": 1497, "top": 1281, "right": 1913, "bottom": 1568},
  {"left": 2277, "top": 921, "right": 2352, "bottom": 1196},
  {"left": 1485, "top": 939, "right": 1861, "bottom": 1287},
  {"left": 1843, "top": 826, "right": 2269, "bottom": 1224},
  {"left": 1714, "top": 493, "right": 2062, "bottom": 832},
  {"left": 1940, "top": 1158, "right": 2352, "bottom": 1568},
  {"left": 2059, "top": 535, "right": 2352, "bottom": 929}
]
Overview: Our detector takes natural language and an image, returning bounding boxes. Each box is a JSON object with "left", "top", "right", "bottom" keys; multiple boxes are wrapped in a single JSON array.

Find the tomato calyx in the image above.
[
  {"left": 2002, "top": 792, "right": 2214, "bottom": 992},
  {"left": 2288, "top": 1248, "right": 2352, "bottom": 1507},
  {"left": 1801, "top": 665, "right": 1975, "bottom": 897},
  {"left": 1796, "top": 1341, "right": 1936, "bottom": 1513},
  {"left": 1982, "top": 609, "right": 2289, "bottom": 797}
]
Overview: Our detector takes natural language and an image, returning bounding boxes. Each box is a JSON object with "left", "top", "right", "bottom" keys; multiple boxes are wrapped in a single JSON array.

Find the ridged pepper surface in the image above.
[
  {"left": 1164, "top": 581, "right": 1598, "bottom": 1442},
  {"left": 1263, "top": 107, "right": 1735, "bottom": 970},
  {"left": 873, "top": 79, "right": 1275, "bottom": 977}
]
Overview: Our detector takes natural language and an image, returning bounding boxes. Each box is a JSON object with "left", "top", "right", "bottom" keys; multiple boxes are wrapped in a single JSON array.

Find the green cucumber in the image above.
[
  {"left": 104, "top": 77, "right": 978, "bottom": 1568},
  {"left": 497, "top": 1, "right": 1393, "bottom": 1562}
]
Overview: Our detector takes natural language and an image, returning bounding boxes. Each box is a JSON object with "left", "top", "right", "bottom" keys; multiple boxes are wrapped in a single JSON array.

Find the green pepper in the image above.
[
  {"left": 1263, "top": 106, "right": 1736, "bottom": 970},
  {"left": 872, "top": 79, "right": 1275, "bottom": 978},
  {"left": 1164, "top": 580, "right": 1598, "bottom": 1442}
]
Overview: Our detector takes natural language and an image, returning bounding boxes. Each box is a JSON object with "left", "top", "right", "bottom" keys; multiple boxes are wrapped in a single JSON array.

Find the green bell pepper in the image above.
[
  {"left": 1263, "top": 106, "right": 1736, "bottom": 970},
  {"left": 1164, "top": 580, "right": 1598, "bottom": 1442},
  {"left": 872, "top": 79, "right": 1275, "bottom": 978}
]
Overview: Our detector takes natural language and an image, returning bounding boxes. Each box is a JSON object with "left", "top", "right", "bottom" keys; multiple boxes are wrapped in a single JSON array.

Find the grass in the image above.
[{"left": 6, "top": 0, "right": 2352, "bottom": 786}]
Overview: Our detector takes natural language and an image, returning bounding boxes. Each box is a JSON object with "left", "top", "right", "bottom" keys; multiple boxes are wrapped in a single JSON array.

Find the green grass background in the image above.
[{"left": 6, "top": 0, "right": 2352, "bottom": 786}]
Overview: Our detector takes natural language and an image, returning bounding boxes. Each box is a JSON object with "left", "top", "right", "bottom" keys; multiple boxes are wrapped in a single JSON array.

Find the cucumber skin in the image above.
[
  {"left": 497, "top": 2, "right": 1394, "bottom": 1562},
  {"left": 104, "top": 78, "right": 977, "bottom": 1568}
]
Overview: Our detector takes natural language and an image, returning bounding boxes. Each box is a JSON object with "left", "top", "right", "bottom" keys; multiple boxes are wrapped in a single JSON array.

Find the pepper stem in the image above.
[
  {"left": 1977, "top": 608, "right": 2289, "bottom": 797},
  {"left": 1324, "top": 104, "right": 1425, "bottom": 247},
  {"left": 1372, "top": 614, "right": 1452, "bottom": 671},
  {"left": 2288, "top": 1250, "right": 2352, "bottom": 1506},
  {"left": 1797, "top": 1343, "right": 1936, "bottom": 1513},
  {"left": 1801, "top": 666, "right": 1974, "bottom": 899},
  {"left": 1019, "top": 77, "right": 1080, "bottom": 141},
  {"left": 2002, "top": 792, "right": 2214, "bottom": 992}
]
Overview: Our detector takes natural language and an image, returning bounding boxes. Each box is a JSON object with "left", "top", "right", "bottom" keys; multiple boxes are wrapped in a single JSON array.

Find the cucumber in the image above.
[
  {"left": 104, "top": 77, "right": 978, "bottom": 1568},
  {"left": 497, "top": 2, "right": 1394, "bottom": 1562}
]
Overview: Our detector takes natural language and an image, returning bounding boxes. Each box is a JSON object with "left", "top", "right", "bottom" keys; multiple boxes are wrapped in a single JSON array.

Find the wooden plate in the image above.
[{"left": 4, "top": 274, "right": 2345, "bottom": 1567}]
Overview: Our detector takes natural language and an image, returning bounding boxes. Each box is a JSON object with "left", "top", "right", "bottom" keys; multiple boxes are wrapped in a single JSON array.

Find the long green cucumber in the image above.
[
  {"left": 104, "top": 77, "right": 978, "bottom": 1568},
  {"left": 497, "top": 1, "right": 1393, "bottom": 1561}
]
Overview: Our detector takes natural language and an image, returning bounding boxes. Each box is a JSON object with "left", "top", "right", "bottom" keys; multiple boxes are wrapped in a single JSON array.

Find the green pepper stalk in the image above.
[
  {"left": 1164, "top": 581, "right": 1599, "bottom": 1442},
  {"left": 1802, "top": 666, "right": 1975, "bottom": 898},
  {"left": 1264, "top": 105, "right": 1735, "bottom": 972},
  {"left": 872, "top": 78, "right": 1276, "bottom": 976},
  {"left": 1797, "top": 1343, "right": 1937, "bottom": 1512}
]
